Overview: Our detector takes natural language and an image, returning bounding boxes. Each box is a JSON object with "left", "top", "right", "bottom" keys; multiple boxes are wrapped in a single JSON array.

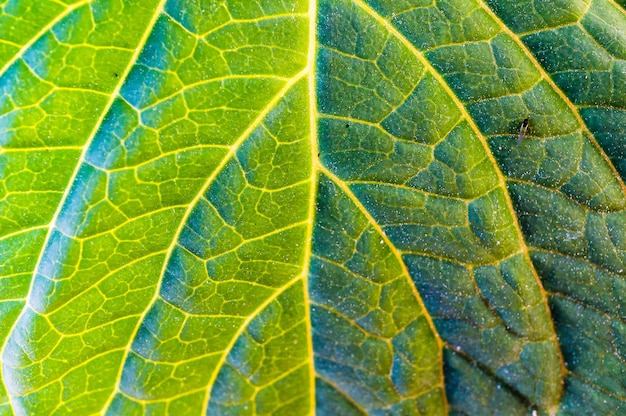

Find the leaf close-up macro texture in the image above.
[{"left": 1, "top": 0, "right": 626, "bottom": 414}]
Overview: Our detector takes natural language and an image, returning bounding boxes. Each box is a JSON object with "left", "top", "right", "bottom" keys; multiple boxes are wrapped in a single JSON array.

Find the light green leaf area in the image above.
[{"left": 0, "top": 0, "right": 625, "bottom": 414}]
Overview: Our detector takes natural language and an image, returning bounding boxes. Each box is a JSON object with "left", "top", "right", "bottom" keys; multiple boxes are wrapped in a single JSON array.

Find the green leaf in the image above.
[{"left": 0, "top": 0, "right": 625, "bottom": 414}]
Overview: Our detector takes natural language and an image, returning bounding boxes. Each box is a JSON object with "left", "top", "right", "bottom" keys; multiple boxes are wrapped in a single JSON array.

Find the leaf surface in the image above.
[{"left": 0, "top": 0, "right": 625, "bottom": 414}]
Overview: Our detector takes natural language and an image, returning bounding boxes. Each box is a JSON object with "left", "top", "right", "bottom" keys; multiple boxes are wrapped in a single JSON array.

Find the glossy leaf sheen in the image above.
[{"left": 0, "top": 0, "right": 625, "bottom": 414}]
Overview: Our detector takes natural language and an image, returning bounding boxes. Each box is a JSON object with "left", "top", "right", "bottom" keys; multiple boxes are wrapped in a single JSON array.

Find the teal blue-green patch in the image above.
[
  {"left": 56, "top": 164, "right": 121, "bottom": 237},
  {"left": 383, "top": 0, "right": 500, "bottom": 51},
  {"left": 352, "top": 182, "right": 518, "bottom": 263},
  {"left": 483, "top": 0, "right": 588, "bottom": 33},
  {"left": 550, "top": 296, "right": 626, "bottom": 398},
  {"left": 313, "top": 304, "right": 404, "bottom": 409},
  {"left": 581, "top": 108, "right": 626, "bottom": 180},
  {"left": 134, "top": 14, "right": 197, "bottom": 72},
  {"left": 586, "top": 212, "right": 626, "bottom": 275},
  {"left": 121, "top": 64, "right": 185, "bottom": 110},
  {"left": 22, "top": 0, "right": 152, "bottom": 92},
  {"left": 444, "top": 350, "right": 530, "bottom": 415},
  {"left": 475, "top": 254, "right": 549, "bottom": 339},
  {"left": 531, "top": 251, "right": 626, "bottom": 319},
  {"left": 165, "top": 0, "right": 230, "bottom": 34},
  {"left": 33, "top": 229, "right": 81, "bottom": 281},
  {"left": 317, "top": 0, "right": 426, "bottom": 124},
  {"left": 523, "top": 25, "right": 612, "bottom": 73},
  {"left": 318, "top": 0, "right": 390, "bottom": 61},
  {"left": 0, "top": 0, "right": 64, "bottom": 47},
  {"left": 315, "top": 378, "right": 366, "bottom": 416},
  {"left": 86, "top": 99, "right": 143, "bottom": 170},
  {"left": 382, "top": 73, "right": 461, "bottom": 145},
  {"left": 508, "top": 181, "right": 588, "bottom": 257},
  {"left": 405, "top": 253, "right": 561, "bottom": 407},
  {"left": 162, "top": 246, "right": 270, "bottom": 316},
  {"left": 0, "top": 60, "right": 52, "bottom": 116},
  {"left": 179, "top": 198, "right": 244, "bottom": 259},
  {"left": 558, "top": 375, "right": 626, "bottom": 415},
  {"left": 560, "top": 140, "right": 626, "bottom": 211}
]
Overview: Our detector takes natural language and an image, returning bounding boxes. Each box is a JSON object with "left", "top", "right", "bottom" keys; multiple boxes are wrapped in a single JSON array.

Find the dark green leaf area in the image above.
[
  {"left": 316, "top": 0, "right": 562, "bottom": 410},
  {"left": 551, "top": 297, "right": 626, "bottom": 407},
  {"left": 491, "top": 134, "right": 626, "bottom": 212},
  {"left": 581, "top": 108, "right": 626, "bottom": 181},
  {"left": 444, "top": 350, "right": 531, "bottom": 416},
  {"left": 558, "top": 376, "right": 626, "bottom": 415},
  {"left": 311, "top": 175, "right": 444, "bottom": 415},
  {"left": 489, "top": 0, "right": 626, "bottom": 188},
  {"left": 510, "top": 183, "right": 626, "bottom": 274},
  {"left": 405, "top": 254, "right": 561, "bottom": 408}
]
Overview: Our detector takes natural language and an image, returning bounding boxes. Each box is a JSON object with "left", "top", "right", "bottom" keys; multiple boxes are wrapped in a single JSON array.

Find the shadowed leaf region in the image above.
[{"left": 0, "top": 0, "right": 625, "bottom": 415}]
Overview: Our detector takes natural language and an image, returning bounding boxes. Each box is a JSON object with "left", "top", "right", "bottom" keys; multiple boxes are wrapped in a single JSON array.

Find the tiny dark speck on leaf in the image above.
[
  {"left": 113, "top": 72, "right": 118, "bottom": 78},
  {"left": 345, "top": 123, "right": 350, "bottom": 128}
]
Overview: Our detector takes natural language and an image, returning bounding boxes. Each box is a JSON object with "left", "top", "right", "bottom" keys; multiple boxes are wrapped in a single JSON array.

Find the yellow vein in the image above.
[
  {"left": 607, "top": 0, "right": 626, "bottom": 17},
  {"left": 476, "top": 0, "right": 626, "bottom": 197},
  {"left": 102, "top": 69, "right": 308, "bottom": 414},
  {"left": 318, "top": 164, "right": 447, "bottom": 407},
  {"left": 0, "top": 225, "right": 48, "bottom": 244},
  {"left": 1, "top": 0, "right": 168, "bottom": 411},
  {"left": 351, "top": 0, "right": 564, "bottom": 407},
  {"left": 0, "top": 0, "right": 91, "bottom": 78},
  {"left": 303, "top": 0, "right": 319, "bottom": 414}
]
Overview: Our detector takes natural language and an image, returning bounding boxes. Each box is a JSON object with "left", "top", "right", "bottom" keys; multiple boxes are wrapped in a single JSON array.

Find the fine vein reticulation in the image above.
[{"left": 0, "top": 0, "right": 625, "bottom": 415}]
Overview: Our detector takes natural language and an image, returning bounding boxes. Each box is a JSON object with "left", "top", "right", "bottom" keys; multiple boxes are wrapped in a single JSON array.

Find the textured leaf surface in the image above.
[{"left": 0, "top": 0, "right": 625, "bottom": 414}]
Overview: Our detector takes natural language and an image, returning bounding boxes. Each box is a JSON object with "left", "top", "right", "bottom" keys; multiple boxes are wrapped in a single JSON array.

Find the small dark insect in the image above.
[
  {"left": 517, "top": 118, "right": 529, "bottom": 145},
  {"left": 113, "top": 72, "right": 119, "bottom": 78},
  {"left": 345, "top": 123, "right": 350, "bottom": 128}
]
